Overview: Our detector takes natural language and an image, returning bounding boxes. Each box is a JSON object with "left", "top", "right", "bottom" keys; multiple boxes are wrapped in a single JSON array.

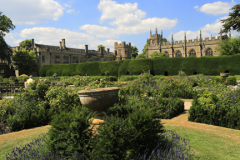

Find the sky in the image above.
[{"left": 1, "top": 0, "right": 240, "bottom": 54}]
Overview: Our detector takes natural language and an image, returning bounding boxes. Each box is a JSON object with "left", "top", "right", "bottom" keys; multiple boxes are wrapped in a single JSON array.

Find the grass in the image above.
[
  {"left": 1, "top": 75, "right": 240, "bottom": 159},
  {"left": 1, "top": 112, "right": 240, "bottom": 160},
  {"left": 163, "top": 125, "right": 240, "bottom": 160}
]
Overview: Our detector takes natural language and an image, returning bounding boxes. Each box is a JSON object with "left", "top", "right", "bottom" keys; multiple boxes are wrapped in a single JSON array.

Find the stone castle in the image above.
[
  {"left": 147, "top": 28, "right": 230, "bottom": 58},
  {"left": 0, "top": 27, "right": 231, "bottom": 77},
  {"left": 10, "top": 39, "right": 132, "bottom": 68}
]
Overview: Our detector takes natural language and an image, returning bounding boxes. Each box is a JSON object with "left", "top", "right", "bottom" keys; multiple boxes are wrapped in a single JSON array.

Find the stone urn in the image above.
[
  {"left": 78, "top": 87, "right": 120, "bottom": 134},
  {"left": 220, "top": 73, "right": 230, "bottom": 78}
]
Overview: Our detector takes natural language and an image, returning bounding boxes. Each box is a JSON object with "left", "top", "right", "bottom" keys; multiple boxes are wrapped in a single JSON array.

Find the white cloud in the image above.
[
  {"left": 5, "top": 27, "right": 121, "bottom": 52},
  {"left": 201, "top": 16, "right": 240, "bottom": 37},
  {"left": 67, "top": 9, "right": 76, "bottom": 13},
  {"left": 194, "top": 0, "right": 236, "bottom": 15},
  {"left": 194, "top": 6, "right": 199, "bottom": 11},
  {"left": 79, "top": 0, "right": 178, "bottom": 38},
  {"left": 0, "top": 0, "right": 64, "bottom": 25},
  {"left": 167, "top": 30, "right": 211, "bottom": 42},
  {"left": 64, "top": 4, "right": 71, "bottom": 7}
]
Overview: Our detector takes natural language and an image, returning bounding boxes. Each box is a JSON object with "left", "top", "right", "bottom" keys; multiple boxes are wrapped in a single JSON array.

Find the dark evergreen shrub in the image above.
[
  {"left": 89, "top": 107, "right": 166, "bottom": 160},
  {"left": 45, "top": 105, "right": 95, "bottom": 159}
]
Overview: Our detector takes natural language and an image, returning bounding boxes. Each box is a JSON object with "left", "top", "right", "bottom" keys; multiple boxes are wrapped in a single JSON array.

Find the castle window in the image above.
[
  {"left": 42, "top": 56, "right": 45, "bottom": 63},
  {"left": 119, "top": 50, "right": 121, "bottom": 56},
  {"left": 63, "top": 56, "right": 69, "bottom": 63},
  {"left": 175, "top": 51, "right": 182, "bottom": 57},
  {"left": 205, "top": 48, "right": 213, "bottom": 56},
  {"left": 189, "top": 50, "right": 196, "bottom": 57},
  {"left": 73, "top": 56, "right": 78, "bottom": 63},
  {"left": 55, "top": 55, "right": 60, "bottom": 63}
]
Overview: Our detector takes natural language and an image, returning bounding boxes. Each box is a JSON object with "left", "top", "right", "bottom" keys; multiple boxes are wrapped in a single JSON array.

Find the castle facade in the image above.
[
  {"left": 10, "top": 39, "right": 132, "bottom": 68},
  {"left": 147, "top": 28, "right": 230, "bottom": 58}
]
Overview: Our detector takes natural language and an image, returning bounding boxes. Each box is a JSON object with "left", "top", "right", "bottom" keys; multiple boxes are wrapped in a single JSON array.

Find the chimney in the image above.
[
  {"left": 107, "top": 48, "right": 109, "bottom": 52},
  {"left": 85, "top": 45, "right": 88, "bottom": 55},
  {"left": 32, "top": 39, "right": 34, "bottom": 47},
  {"left": 100, "top": 47, "right": 104, "bottom": 57},
  {"left": 59, "top": 41, "right": 62, "bottom": 50},
  {"left": 62, "top": 39, "right": 66, "bottom": 49}
]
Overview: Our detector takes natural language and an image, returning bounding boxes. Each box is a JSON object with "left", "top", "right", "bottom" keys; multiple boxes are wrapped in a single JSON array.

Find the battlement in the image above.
[{"left": 114, "top": 41, "right": 131, "bottom": 48}]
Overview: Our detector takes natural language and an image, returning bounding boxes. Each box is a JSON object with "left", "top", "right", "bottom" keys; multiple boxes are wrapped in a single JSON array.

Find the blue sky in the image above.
[{"left": 1, "top": 0, "right": 239, "bottom": 54}]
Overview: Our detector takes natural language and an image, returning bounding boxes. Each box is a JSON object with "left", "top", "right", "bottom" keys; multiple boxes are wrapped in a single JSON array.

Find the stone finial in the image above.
[
  {"left": 31, "top": 39, "right": 34, "bottom": 47},
  {"left": 107, "top": 48, "right": 109, "bottom": 52},
  {"left": 150, "top": 29, "right": 152, "bottom": 36},
  {"left": 155, "top": 28, "right": 157, "bottom": 35}
]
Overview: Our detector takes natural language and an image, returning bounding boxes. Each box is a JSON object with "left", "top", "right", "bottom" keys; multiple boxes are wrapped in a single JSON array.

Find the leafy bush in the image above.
[
  {"left": 89, "top": 107, "right": 166, "bottom": 160},
  {"left": 45, "top": 86, "right": 81, "bottom": 117},
  {"left": 45, "top": 105, "right": 95, "bottom": 159},
  {"left": 226, "top": 76, "right": 237, "bottom": 85},
  {"left": 178, "top": 70, "right": 186, "bottom": 76}
]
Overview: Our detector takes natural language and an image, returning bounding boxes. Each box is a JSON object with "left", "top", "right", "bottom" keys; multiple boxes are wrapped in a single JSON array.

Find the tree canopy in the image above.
[
  {"left": 11, "top": 49, "right": 39, "bottom": 75},
  {"left": 149, "top": 52, "right": 168, "bottom": 58},
  {"left": 131, "top": 46, "right": 138, "bottom": 59},
  {"left": 19, "top": 39, "right": 32, "bottom": 48},
  {"left": 97, "top": 44, "right": 106, "bottom": 51},
  {"left": 216, "top": 36, "right": 240, "bottom": 56},
  {"left": 0, "top": 11, "right": 15, "bottom": 60},
  {"left": 220, "top": 4, "right": 240, "bottom": 33}
]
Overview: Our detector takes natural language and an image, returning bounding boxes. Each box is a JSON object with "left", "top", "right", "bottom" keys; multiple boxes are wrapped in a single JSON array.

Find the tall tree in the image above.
[
  {"left": 97, "top": 44, "right": 106, "bottom": 51},
  {"left": 220, "top": 4, "right": 240, "bottom": 33},
  {"left": 150, "top": 52, "right": 168, "bottom": 58},
  {"left": 216, "top": 36, "right": 240, "bottom": 56},
  {"left": 11, "top": 49, "right": 39, "bottom": 75},
  {"left": 131, "top": 46, "right": 138, "bottom": 59},
  {"left": 162, "top": 38, "right": 168, "bottom": 42},
  {"left": 19, "top": 39, "right": 32, "bottom": 48},
  {"left": 0, "top": 11, "right": 15, "bottom": 60}
]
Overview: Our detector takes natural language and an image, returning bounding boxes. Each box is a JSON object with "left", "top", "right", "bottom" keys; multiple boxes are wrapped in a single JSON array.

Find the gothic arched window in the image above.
[
  {"left": 189, "top": 50, "right": 196, "bottom": 57},
  {"left": 175, "top": 51, "right": 182, "bottom": 57},
  {"left": 205, "top": 48, "right": 213, "bottom": 56}
]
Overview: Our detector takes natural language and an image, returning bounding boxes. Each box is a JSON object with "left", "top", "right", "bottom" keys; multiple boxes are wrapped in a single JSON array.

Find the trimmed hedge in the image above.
[
  {"left": 128, "top": 58, "right": 153, "bottom": 75},
  {"left": 40, "top": 54, "right": 240, "bottom": 77}
]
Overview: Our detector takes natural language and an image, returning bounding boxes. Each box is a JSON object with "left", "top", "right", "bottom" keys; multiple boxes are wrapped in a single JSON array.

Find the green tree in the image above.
[
  {"left": 135, "top": 39, "right": 150, "bottom": 59},
  {"left": 162, "top": 38, "right": 168, "bottom": 42},
  {"left": 149, "top": 52, "right": 168, "bottom": 58},
  {"left": 19, "top": 39, "right": 32, "bottom": 48},
  {"left": 97, "top": 44, "right": 106, "bottom": 51},
  {"left": 216, "top": 36, "right": 240, "bottom": 56},
  {"left": 131, "top": 46, "right": 138, "bottom": 59},
  {"left": 0, "top": 11, "right": 15, "bottom": 61},
  {"left": 11, "top": 49, "right": 39, "bottom": 75},
  {"left": 220, "top": 4, "right": 240, "bottom": 33}
]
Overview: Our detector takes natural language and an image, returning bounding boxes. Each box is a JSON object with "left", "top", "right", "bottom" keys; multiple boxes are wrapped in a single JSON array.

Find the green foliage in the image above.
[
  {"left": 45, "top": 106, "right": 94, "bottom": 159},
  {"left": 97, "top": 44, "right": 106, "bottom": 51},
  {"left": 150, "top": 52, "right": 168, "bottom": 59},
  {"left": 226, "top": 76, "right": 237, "bottom": 85},
  {"left": 135, "top": 39, "right": 150, "bottom": 59},
  {"left": 220, "top": 4, "right": 240, "bottom": 33},
  {"left": 0, "top": 11, "right": 15, "bottom": 37},
  {"left": 162, "top": 38, "right": 168, "bottom": 42},
  {"left": 89, "top": 107, "right": 166, "bottom": 159},
  {"left": 19, "top": 39, "right": 32, "bottom": 48},
  {"left": 118, "top": 59, "right": 131, "bottom": 77},
  {"left": 135, "top": 53, "right": 146, "bottom": 59},
  {"left": 178, "top": 70, "right": 187, "bottom": 76},
  {"left": 11, "top": 49, "right": 38, "bottom": 75},
  {"left": 99, "top": 60, "right": 124, "bottom": 77},
  {"left": 128, "top": 58, "right": 153, "bottom": 75},
  {"left": 45, "top": 86, "right": 81, "bottom": 117},
  {"left": 216, "top": 36, "right": 240, "bottom": 56},
  {"left": 131, "top": 46, "right": 139, "bottom": 59}
]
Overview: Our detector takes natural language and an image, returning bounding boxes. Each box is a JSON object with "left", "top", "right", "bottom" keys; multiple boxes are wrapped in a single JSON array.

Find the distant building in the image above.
[
  {"left": 147, "top": 28, "right": 229, "bottom": 58},
  {"left": 9, "top": 39, "right": 131, "bottom": 76}
]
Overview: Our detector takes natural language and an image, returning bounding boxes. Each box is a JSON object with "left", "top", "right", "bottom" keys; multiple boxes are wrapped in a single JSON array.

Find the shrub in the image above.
[
  {"left": 45, "top": 105, "right": 95, "bottom": 159},
  {"left": 226, "top": 76, "right": 237, "bottom": 85},
  {"left": 178, "top": 70, "right": 186, "bottom": 76},
  {"left": 89, "top": 107, "right": 166, "bottom": 160}
]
